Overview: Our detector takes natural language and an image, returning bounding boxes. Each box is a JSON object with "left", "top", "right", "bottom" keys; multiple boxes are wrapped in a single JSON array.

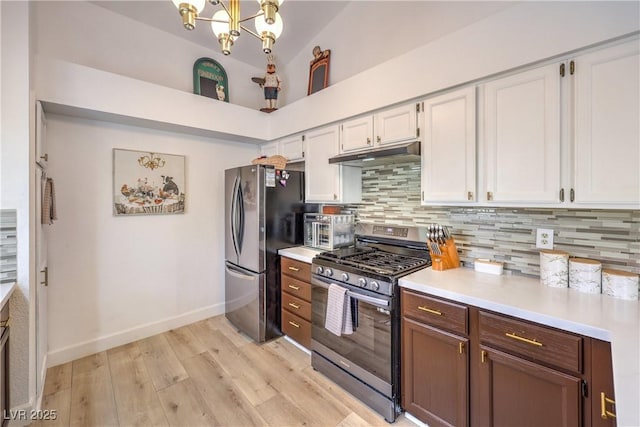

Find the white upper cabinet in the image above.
[
  {"left": 305, "top": 125, "right": 362, "bottom": 204},
  {"left": 340, "top": 103, "right": 419, "bottom": 153},
  {"left": 375, "top": 103, "right": 419, "bottom": 146},
  {"left": 260, "top": 141, "right": 279, "bottom": 157},
  {"left": 572, "top": 39, "right": 640, "bottom": 207},
  {"left": 421, "top": 87, "right": 477, "bottom": 203},
  {"left": 341, "top": 116, "right": 373, "bottom": 152},
  {"left": 483, "top": 64, "right": 561, "bottom": 204},
  {"left": 279, "top": 134, "right": 305, "bottom": 162},
  {"left": 260, "top": 134, "right": 305, "bottom": 163}
]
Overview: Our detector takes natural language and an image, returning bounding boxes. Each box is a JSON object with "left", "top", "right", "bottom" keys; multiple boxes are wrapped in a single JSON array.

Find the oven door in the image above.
[{"left": 311, "top": 275, "right": 394, "bottom": 396}]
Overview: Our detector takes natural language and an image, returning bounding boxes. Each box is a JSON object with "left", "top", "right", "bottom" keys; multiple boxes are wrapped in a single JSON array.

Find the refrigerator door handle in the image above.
[
  {"left": 237, "top": 179, "right": 245, "bottom": 253},
  {"left": 230, "top": 176, "right": 240, "bottom": 257},
  {"left": 225, "top": 262, "right": 255, "bottom": 280}
]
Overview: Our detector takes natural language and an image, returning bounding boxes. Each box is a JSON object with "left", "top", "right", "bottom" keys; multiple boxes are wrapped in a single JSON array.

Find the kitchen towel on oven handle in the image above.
[{"left": 325, "top": 283, "right": 354, "bottom": 336}]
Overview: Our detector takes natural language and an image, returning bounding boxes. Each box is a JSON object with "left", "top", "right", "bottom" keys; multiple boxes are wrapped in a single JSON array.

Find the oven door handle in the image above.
[{"left": 312, "top": 277, "right": 390, "bottom": 308}]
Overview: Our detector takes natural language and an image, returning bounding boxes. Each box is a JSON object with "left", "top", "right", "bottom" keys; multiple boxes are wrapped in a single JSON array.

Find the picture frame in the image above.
[
  {"left": 113, "top": 148, "right": 186, "bottom": 216},
  {"left": 308, "top": 46, "right": 331, "bottom": 96},
  {"left": 193, "top": 57, "right": 229, "bottom": 102}
]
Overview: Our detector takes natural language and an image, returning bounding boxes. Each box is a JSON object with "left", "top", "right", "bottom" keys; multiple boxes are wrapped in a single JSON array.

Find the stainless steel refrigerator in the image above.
[{"left": 224, "top": 165, "right": 311, "bottom": 343}]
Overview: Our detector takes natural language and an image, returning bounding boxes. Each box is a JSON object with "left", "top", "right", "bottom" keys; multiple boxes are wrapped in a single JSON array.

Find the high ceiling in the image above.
[{"left": 92, "top": 1, "right": 515, "bottom": 71}]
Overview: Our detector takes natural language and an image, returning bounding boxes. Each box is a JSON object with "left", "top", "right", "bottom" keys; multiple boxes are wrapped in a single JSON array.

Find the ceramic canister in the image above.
[
  {"left": 569, "top": 258, "right": 602, "bottom": 294},
  {"left": 539, "top": 250, "right": 570, "bottom": 288},
  {"left": 602, "top": 269, "right": 639, "bottom": 300}
]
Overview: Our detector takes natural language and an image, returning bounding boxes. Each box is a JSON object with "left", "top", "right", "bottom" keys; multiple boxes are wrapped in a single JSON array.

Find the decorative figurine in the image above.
[{"left": 252, "top": 55, "right": 281, "bottom": 113}]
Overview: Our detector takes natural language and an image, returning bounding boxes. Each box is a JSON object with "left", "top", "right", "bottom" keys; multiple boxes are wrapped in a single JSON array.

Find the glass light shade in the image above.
[
  {"left": 255, "top": 12, "right": 283, "bottom": 39},
  {"left": 210, "top": 10, "right": 230, "bottom": 37},
  {"left": 172, "top": 0, "right": 206, "bottom": 13}
]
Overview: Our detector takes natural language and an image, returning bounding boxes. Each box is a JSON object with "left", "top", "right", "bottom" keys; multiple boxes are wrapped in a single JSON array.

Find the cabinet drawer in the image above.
[
  {"left": 281, "top": 275, "right": 311, "bottom": 302},
  {"left": 281, "top": 291, "right": 311, "bottom": 321},
  {"left": 281, "top": 257, "right": 311, "bottom": 282},
  {"left": 479, "top": 311, "right": 583, "bottom": 373},
  {"left": 401, "top": 289, "right": 468, "bottom": 336},
  {"left": 281, "top": 310, "right": 311, "bottom": 348}
]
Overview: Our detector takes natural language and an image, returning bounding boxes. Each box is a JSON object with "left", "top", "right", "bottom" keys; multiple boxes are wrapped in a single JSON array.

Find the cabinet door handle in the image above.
[
  {"left": 376, "top": 136, "right": 381, "bottom": 143},
  {"left": 467, "top": 191, "right": 473, "bottom": 201},
  {"left": 600, "top": 392, "right": 616, "bottom": 419},
  {"left": 481, "top": 350, "right": 487, "bottom": 363},
  {"left": 459, "top": 342, "right": 465, "bottom": 354},
  {"left": 288, "top": 284, "right": 300, "bottom": 291},
  {"left": 559, "top": 188, "right": 565, "bottom": 202},
  {"left": 0, "top": 317, "right": 11, "bottom": 328},
  {"left": 570, "top": 188, "right": 575, "bottom": 202},
  {"left": 288, "top": 266, "right": 300, "bottom": 272},
  {"left": 505, "top": 332, "right": 543, "bottom": 347},
  {"left": 288, "top": 321, "right": 300, "bottom": 328},
  {"left": 417, "top": 306, "right": 442, "bottom": 316},
  {"left": 487, "top": 191, "right": 493, "bottom": 201},
  {"left": 40, "top": 267, "right": 48, "bottom": 286},
  {"left": 366, "top": 137, "right": 371, "bottom": 145},
  {"left": 40, "top": 154, "right": 48, "bottom": 162},
  {"left": 288, "top": 302, "right": 301, "bottom": 309}
]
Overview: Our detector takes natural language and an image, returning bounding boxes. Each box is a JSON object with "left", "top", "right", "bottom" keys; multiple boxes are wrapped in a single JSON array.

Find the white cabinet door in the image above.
[
  {"left": 421, "top": 87, "right": 476, "bottom": 203},
  {"left": 279, "top": 135, "right": 304, "bottom": 162},
  {"left": 260, "top": 141, "right": 279, "bottom": 157},
  {"left": 340, "top": 116, "right": 373, "bottom": 153},
  {"left": 484, "top": 64, "right": 561, "bottom": 204},
  {"left": 572, "top": 39, "right": 640, "bottom": 206},
  {"left": 36, "top": 101, "right": 48, "bottom": 168},
  {"left": 35, "top": 167, "right": 48, "bottom": 400},
  {"left": 305, "top": 125, "right": 361, "bottom": 203},
  {"left": 375, "top": 103, "right": 418, "bottom": 146}
]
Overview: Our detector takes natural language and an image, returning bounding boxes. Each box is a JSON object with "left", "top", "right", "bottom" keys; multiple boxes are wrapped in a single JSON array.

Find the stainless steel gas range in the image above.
[{"left": 310, "top": 223, "right": 431, "bottom": 422}]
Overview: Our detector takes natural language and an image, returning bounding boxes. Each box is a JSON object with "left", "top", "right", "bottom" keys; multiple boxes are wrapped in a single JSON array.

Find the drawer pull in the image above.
[
  {"left": 418, "top": 306, "right": 442, "bottom": 316},
  {"left": 505, "top": 332, "right": 543, "bottom": 347},
  {"left": 600, "top": 392, "right": 616, "bottom": 419},
  {"left": 288, "top": 266, "right": 300, "bottom": 272},
  {"left": 288, "top": 302, "right": 301, "bottom": 309},
  {"left": 288, "top": 285, "right": 300, "bottom": 291},
  {"left": 288, "top": 321, "right": 300, "bottom": 328}
]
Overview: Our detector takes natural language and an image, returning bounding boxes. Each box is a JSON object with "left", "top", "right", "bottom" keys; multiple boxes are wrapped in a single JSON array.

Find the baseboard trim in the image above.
[{"left": 46, "top": 303, "right": 225, "bottom": 367}]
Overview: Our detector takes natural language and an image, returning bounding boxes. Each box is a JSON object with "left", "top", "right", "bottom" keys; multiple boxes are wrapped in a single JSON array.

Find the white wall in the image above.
[
  {"left": 32, "top": 1, "right": 264, "bottom": 110},
  {"left": 1, "top": 0, "right": 35, "bottom": 410},
  {"left": 45, "top": 114, "right": 258, "bottom": 365}
]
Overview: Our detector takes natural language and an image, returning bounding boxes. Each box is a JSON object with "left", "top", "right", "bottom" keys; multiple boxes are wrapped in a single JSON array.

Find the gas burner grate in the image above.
[{"left": 341, "top": 251, "right": 429, "bottom": 275}]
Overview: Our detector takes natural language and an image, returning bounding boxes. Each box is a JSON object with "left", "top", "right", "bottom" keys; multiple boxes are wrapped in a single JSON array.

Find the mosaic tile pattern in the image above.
[
  {"left": 346, "top": 161, "right": 640, "bottom": 277},
  {"left": 0, "top": 210, "right": 17, "bottom": 284}
]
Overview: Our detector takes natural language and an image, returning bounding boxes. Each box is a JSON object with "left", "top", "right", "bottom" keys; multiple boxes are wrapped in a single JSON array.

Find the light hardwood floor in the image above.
[{"left": 34, "top": 315, "right": 417, "bottom": 427}]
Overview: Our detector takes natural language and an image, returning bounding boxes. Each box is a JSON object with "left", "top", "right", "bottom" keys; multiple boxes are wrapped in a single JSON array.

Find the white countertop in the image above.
[
  {"left": 279, "top": 246, "right": 324, "bottom": 264},
  {"left": 399, "top": 267, "right": 639, "bottom": 426},
  {"left": 0, "top": 282, "right": 16, "bottom": 309}
]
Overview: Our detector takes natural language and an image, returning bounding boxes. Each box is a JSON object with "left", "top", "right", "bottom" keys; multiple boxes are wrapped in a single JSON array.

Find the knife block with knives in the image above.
[{"left": 426, "top": 224, "right": 460, "bottom": 271}]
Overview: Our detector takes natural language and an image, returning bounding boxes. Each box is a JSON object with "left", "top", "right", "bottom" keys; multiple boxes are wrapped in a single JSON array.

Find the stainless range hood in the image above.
[{"left": 328, "top": 141, "right": 420, "bottom": 166}]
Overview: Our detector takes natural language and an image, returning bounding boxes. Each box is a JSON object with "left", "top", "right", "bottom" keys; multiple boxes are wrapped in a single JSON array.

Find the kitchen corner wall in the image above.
[{"left": 349, "top": 161, "right": 640, "bottom": 277}]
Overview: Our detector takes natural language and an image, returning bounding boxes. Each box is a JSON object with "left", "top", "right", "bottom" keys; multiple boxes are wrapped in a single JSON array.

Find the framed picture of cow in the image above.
[{"left": 113, "top": 148, "right": 186, "bottom": 216}]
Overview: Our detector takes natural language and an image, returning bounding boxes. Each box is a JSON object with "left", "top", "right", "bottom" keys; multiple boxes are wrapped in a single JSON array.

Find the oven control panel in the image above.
[
  {"left": 372, "top": 225, "right": 408, "bottom": 238},
  {"left": 313, "top": 262, "right": 393, "bottom": 296}
]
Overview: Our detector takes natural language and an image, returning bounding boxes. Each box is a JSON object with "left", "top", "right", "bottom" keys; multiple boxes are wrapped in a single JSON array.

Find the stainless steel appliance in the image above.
[
  {"left": 225, "top": 165, "right": 313, "bottom": 343},
  {"left": 311, "top": 223, "right": 431, "bottom": 423},
  {"left": 304, "top": 213, "right": 355, "bottom": 250}
]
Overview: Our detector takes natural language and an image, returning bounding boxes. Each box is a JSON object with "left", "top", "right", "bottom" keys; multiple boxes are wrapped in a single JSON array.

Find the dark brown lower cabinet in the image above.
[
  {"left": 591, "top": 340, "right": 616, "bottom": 426},
  {"left": 402, "top": 317, "right": 469, "bottom": 427},
  {"left": 477, "top": 345, "right": 582, "bottom": 427}
]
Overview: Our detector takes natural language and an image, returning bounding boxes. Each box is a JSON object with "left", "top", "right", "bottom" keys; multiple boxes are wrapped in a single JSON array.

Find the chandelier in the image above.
[{"left": 172, "top": 0, "right": 284, "bottom": 56}]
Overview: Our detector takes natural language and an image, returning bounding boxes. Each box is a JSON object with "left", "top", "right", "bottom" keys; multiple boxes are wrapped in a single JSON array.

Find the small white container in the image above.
[
  {"left": 474, "top": 259, "right": 503, "bottom": 275},
  {"left": 569, "top": 258, "right": 602, "bottom": 294},
  {"left": 602, "top": 269, "right": 639, "bottom": 300},
  {"left": 540, "top": 250, "right": 569, "bottom": 288}
]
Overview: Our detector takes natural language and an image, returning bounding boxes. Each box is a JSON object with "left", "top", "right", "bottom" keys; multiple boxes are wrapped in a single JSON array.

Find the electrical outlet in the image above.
[{"left": 536, "top": 228, "right": 554, "bottom": 249}]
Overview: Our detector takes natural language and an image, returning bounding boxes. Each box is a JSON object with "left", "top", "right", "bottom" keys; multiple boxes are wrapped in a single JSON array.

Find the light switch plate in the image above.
[{"left": 536, "top": 228, "right": 554, "bottom": 249}]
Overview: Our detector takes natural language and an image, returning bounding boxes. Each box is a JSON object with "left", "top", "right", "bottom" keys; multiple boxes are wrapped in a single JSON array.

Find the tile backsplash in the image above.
[{"left": 348, "top": 161, "right": 639, "bottom": 277}]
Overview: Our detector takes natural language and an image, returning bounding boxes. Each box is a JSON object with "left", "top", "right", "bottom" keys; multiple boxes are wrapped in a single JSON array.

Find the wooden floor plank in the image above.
[
  {"left": 42, "top": 362, "right": 73, "bottom": 397},
  {"left": 164, "top": 325, "right": 207, "bottom": 361},
  {"left": 156, "top": 378, "right": 219, "bottom": 427},
  {"left": 205, "top": 329, "right": 279, "bottom": 406},
  {"left": 69, "top": 352, "right": 119, "bottom": 427},
  {"left": 137, "top": 334, "right": 188, "bottom": 391},
  {"left": 254, "top": 393, "right": 310, "bottom": 427},
  {"left": 108, "top": 342, "right": 169, "bottom": 427},
  {"left": 181, "top": 351, "right": 268, "bottom": 426},
  {"left": 32, "top": 388, "right": 71, "bottom": 427}
]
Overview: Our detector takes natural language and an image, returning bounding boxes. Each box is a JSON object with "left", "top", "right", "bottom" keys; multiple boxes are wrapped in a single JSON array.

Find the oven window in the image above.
[{"left": 311, "top": 285, "right": 392, "bottom": 384}]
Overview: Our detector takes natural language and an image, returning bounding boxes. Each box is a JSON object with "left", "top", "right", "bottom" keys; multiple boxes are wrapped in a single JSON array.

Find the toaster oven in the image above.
[{"left": 304, "top": 214, "right": 355, "bottom": 250}]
